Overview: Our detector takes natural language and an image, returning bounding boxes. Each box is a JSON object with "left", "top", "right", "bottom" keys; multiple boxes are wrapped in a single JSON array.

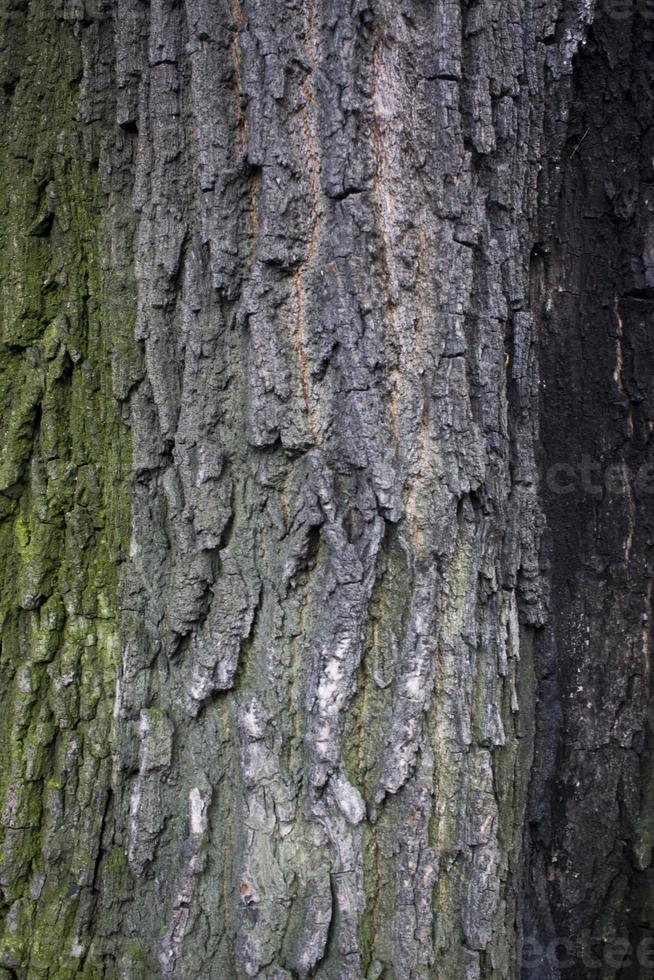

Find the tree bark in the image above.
[{"left": 0, "top": 1, "right": 652, "bottom": 978}]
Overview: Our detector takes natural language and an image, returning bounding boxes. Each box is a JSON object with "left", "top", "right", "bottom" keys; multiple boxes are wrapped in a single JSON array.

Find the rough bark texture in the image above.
[{"left": 0, "top": 1, "right": 652, "bottom": 978}]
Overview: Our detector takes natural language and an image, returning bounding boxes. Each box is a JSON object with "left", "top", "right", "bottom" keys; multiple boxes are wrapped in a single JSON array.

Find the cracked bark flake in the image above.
[{"left": 0, "top": 0, "right": 653, "bottom": 978}]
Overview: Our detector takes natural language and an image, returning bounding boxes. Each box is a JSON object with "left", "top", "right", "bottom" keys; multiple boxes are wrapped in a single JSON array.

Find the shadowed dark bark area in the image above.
[
  {"left": 527, "top": 10, "right": 654, "bottom": 979},
  {"left": 0, "top": 1, "right": 653, "bottom": 979}
]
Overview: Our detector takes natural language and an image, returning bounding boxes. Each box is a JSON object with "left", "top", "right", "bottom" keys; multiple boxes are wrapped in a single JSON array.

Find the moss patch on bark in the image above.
[{"left": 0, "top": 3, "right": 134, "bottom": 975}]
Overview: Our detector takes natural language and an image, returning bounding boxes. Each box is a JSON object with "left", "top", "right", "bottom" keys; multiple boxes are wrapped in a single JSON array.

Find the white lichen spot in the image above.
[
  {"left": 404, "top": 674, "right": 423, "bottom": 699},
  {"left": 70, "top": 940, "right": 85, "bottom": 959},
  {"left": 331, "top": 774, "right": 366, "bottom": 825},
  {"left": 240, "top": 697, "right": 267, "bottom": 740},
  {"left": 189, "top": 787, "right": 208, "bottom": 836}
]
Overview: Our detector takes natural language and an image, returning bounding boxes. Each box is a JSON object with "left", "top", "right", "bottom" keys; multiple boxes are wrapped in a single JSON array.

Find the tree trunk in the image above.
[{"left": 0, "top": 1, "right": 652, "bottom": 978}]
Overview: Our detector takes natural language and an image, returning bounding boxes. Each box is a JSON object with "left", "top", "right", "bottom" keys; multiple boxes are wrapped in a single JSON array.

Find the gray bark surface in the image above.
[{"left": 0, "top": 1, "right": 652, "bottom": 978}]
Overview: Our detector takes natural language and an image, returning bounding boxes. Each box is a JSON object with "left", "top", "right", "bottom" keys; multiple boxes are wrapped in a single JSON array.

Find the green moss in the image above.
[
  {"left": 341, "top": 525, "right": 412, "bottom": 971},
  {"left": 0, "top": 2, "right": 136, "bottom": 974},
  {"left": 0, "top": 363, "right": 44, "bottom": 495},
  {"left": 104, "top": 847, "right": 128, "bottom": 876},
  {"left": 342, "top": 524, "right": 411, "bottom": 798}
]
